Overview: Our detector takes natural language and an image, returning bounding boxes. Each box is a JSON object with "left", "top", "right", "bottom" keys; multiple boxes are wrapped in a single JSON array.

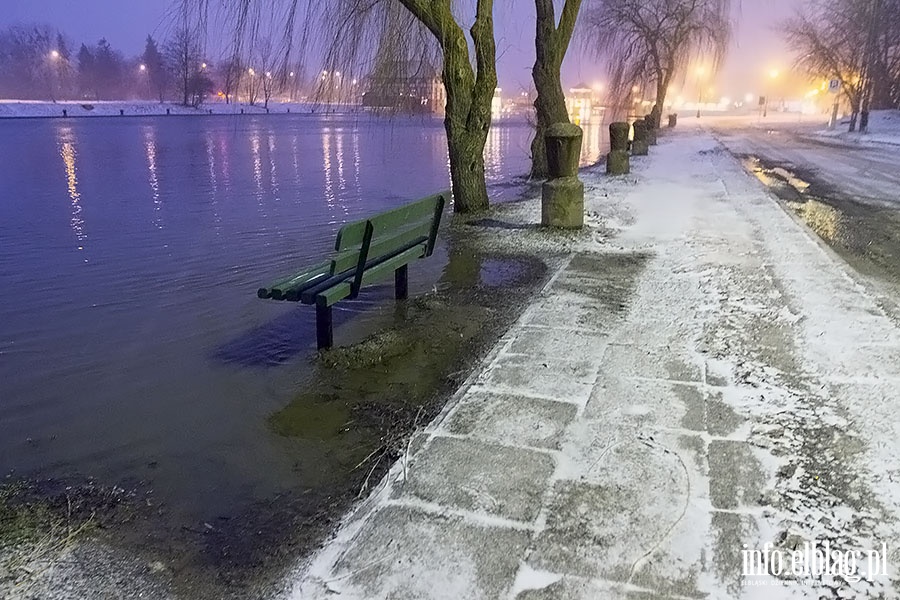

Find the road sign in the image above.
[
  {"left": 828, "top": 78, "right": 841, "bottom": 94},
  {"left": 759, "top": 95, "right": 766, "bottom": 106}
]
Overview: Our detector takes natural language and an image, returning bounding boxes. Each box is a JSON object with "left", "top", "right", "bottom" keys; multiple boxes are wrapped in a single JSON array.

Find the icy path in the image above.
[{"left": 283, "top": 131, "right": 900, "bottom": 599}]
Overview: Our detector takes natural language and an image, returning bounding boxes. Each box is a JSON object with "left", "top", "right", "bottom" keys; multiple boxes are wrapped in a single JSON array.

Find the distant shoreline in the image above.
[{"left": 0, "top": 100, "right": 366, "bottom": 119}]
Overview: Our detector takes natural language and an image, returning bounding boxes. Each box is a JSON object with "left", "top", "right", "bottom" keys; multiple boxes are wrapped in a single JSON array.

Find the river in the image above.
[{"left": 0, "top": 112, "right": 607, "bottom": 545}]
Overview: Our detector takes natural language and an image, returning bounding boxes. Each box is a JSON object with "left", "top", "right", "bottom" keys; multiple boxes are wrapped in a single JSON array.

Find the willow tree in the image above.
[
  {"left": 326, "top": 1, "right": 498, "bottom": 213},
  {"left": 782, "top": 0, "right": 900, "bottom": 132},
  {"left": 207, "top": 0, "right": 497, "bottom": 213},
  {"left": 531, "top": 0, "right": 584, "bottom": 179},
  {"left": 581, "top": 0, "right": 732, "bottom": 123}
]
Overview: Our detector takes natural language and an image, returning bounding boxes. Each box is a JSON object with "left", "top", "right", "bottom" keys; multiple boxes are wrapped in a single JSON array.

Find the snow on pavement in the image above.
[{"left": 282, "top": 129, "right": 900, "bottom": 599}]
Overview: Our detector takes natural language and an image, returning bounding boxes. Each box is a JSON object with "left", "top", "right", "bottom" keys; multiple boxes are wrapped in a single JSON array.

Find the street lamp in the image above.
[
  {"left": 696, "top": 66, "right": 706, "bottom": 118},
  {"left": 139, "top": 64, "right": 147, "bottom": 72},
  {"left": 764, "top": 68, "right": 779, "bottom": 117},
  {"left": 50, "top": 50, "right": 60, "bottom": 60}
]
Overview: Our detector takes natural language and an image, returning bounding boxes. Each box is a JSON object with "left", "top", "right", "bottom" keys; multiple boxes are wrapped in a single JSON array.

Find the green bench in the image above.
[{"left": 257, "top": 191, "right": 448, "bottom": 349}]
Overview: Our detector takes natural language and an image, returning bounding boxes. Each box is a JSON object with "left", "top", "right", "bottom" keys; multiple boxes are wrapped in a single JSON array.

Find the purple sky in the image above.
[{"left": 5, "top": 0, "right": 800, "bottom": 98}]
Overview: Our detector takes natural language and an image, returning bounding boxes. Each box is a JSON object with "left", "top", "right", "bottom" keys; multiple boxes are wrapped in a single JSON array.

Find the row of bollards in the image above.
[
  {"left": 606, "top": 114, "right": 662, "bottom": 176},
  {"left": 539, "top": 111, "right": 668, "bottom": 229}
]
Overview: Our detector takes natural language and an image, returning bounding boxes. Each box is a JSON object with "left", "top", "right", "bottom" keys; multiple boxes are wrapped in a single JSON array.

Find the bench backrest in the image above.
[{"left": 331, "top": 191, "right": 447, "bottom": 275}]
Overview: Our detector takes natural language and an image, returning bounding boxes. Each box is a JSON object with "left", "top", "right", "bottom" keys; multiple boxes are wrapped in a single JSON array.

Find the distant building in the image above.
[
  {"left": 567, "top": 82, "right": 593, "bottom": 124},
  {"left": 362, "top": 64, "right": 445, "bottom": 116}
]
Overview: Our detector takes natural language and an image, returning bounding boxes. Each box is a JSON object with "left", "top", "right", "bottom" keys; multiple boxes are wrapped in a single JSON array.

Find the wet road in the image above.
[
  {"left": 713, "top": 122, "right": 900, "bottom": 208},
  {"left": 711, "top": 121, "right": 900, "bottom": 292}
]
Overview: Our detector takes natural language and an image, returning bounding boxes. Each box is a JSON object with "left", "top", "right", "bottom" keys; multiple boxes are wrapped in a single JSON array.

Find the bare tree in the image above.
[
  {"left": 219, "top": 54, "right": 242, "bottom": 104},
  {"left": 581, "top": 0, "right": 732, "bottom": 120},
  {"left": 0, "top": 24, "right": 62, "bottom": 100},
  {"left": 204, "top": 0, "right": 496, "bottom": 212},
  {"left": 165, "top": 26, "right": 203, "bottom": 106},
  {"left": 782, "top": 0, "right": 868, "bottom": 130},
  {"left": 254, "top": 37, "right": 280, "bottom": 108},
  {"left": 321, "top": 1, "right": 497, "bottom": 213},
  {"left": 531, "top": 0, "right": 584, "bottom": 178}
]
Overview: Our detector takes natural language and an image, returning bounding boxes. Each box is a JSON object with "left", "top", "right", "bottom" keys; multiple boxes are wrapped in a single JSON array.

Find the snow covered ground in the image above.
[
  {"left": 282, "top": 129, "right": 900, "bottom": 599},
  {"left": 812, "top": 109, "right": 900, "bottom": 147},
  {"left": 0, "top": 99, "right": 347, "bottom": 118}
]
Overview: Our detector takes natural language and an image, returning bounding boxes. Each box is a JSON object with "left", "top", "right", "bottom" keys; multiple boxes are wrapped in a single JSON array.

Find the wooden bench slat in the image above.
[
  {"left": 314, "top": 243, "right": 429, "bottom": 308},
  {"left": 334, "top": 193, "right": 444, "bottom": 251},
  {"left": 331, "top": 221, "right": 433, "bottom": 274},
  {"left": 257, "top": 261, "right": 332, "bottom": 299}
]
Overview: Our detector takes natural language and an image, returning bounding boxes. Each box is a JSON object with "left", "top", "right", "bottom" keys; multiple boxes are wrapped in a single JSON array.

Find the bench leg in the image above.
[
  {"left": 316, "top": 303, "right": 333, "bottom": 350},
  {"left": 395, "top": 264, "right": 408, "bottom": 300}
]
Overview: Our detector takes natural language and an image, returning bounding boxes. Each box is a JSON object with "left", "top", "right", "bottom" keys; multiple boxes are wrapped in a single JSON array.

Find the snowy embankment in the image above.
[
  {"left": 0, "top": 99, "right": 339, "bottom": 119},
  {"left": 813, "top": 109, "right": 900, "bottom": 146}
]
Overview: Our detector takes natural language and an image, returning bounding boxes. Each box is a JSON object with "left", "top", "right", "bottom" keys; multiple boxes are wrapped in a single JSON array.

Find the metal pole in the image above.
[{"left": 859, "top": 0, "right": 881, "bottom": 133}]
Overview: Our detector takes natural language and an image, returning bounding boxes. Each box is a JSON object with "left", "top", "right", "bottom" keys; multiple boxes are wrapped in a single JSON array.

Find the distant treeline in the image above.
[{"left": 0, "top": 24, "right": 308, "bottom": 108}]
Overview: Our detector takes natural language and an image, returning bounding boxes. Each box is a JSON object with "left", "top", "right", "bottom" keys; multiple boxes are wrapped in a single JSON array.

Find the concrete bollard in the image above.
[
  {"left": 240, "top": 109, "right": 244, "bottom": 114},
  {"left": 607, "top": 122, "right": 630, "bottom": 175},
  {"left": 644, "top": 115, "right": 658, "bottom": 146},
  {"left": 668, "top": 113, "right": 677, "bottom": 128},
  {"left": 631, "top": 120, "right": 649, "bottom": 156},
  {"left": 166, "top": 108, "right": 170, "bottom": 115},
  {"left": 62, "top": 109, "right": 67, "bottom": 117},
  {"left": 541, "top": 122, "right": 584, "bottom": 229},
  {"left": 119, "top": 109, "right": 124, "bottom": 116}
]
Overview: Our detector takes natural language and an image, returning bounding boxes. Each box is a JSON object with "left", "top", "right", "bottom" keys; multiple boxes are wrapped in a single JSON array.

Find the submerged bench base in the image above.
[{"left": 257, "top": 193, "right": 446, "bottom": 350}]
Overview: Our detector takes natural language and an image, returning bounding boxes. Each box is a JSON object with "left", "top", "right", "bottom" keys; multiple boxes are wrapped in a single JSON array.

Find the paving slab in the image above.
[
  {"left": 396, "top": 435, "right": 555, "bottom": 522},
  {"left": 442, "top": 391, "right": 578, "bottom": 450},
  {"left": 326, "top": 505, "right": 531, "bottom": 599}
]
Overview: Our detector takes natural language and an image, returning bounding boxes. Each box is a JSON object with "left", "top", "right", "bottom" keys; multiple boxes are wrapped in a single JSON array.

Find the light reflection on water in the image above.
[
  {"left": 0, "top": 113, "right": 609, "bottom": 524},
  {"left": 56, "top": 127, "right": 86, "bottom": 252}
]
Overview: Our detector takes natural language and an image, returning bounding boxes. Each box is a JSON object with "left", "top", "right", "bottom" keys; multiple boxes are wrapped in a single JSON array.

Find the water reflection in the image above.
[
  {"left": 251, "top": 130, "right": 263, "bottom": 203},
  {"left": 56, "top": 126, "right": 86, "bottom": 252},
  {"left": 142, "top": 126, "right": 162, "bottom": 230},
  {"left": 581, "top": 119, "right": 604, "bottom": 166},
  {"left": 205, "top": 132, "right": 222, "bottom": 234},
  {"left": 484, "top": 122, "right": 504, "bottom": 178},
  {"left": 267, "top": 132, "right": 280, "bottom": 201},
  {"left": 322, "top": 131, "right": 334, "bottom": 209},
  {"left": 788, "top": 199, "right": 840, "bottom": 244},
  {"left": 351, "top": 132, "right": 361, "bottom": 197}
]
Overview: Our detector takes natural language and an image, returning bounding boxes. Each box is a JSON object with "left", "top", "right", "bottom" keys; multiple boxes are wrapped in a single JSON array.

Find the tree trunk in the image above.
[
  {"left": 530, "top": 0, "right": 582, "bottom": 179},
  {"left": 530, "top": 52, "right": 569, "bottom": 179},
  {"left": 446, "top": 117, "right": 490, "bottom": 213},
  {"left": 653, "top": 76, "right": 671, "bottom": 127},
  {"left": 396, "top": 0, "right": 495, "bottom": 212}
]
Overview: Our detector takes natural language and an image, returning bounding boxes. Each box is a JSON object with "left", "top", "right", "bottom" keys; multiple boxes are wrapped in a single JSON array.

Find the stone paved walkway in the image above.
[{"left": 287, "top": 130, "right": 900, "bottom": 599}]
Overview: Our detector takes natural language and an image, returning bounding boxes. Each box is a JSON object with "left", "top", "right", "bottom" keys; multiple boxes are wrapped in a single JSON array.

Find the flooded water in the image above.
[{"left": 0, "top": 114, "right": 607, "bottom": 534}]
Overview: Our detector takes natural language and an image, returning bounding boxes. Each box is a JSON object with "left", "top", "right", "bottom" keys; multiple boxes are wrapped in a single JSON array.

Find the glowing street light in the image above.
[
  {"left": 695, "top": 66, "right": 706, "bottom": 118},
  {"left": 139, "top": 63, "right": 147, "bottom": 72},
  {"left": 248, "top": 68, "right": 255, "bottom": 76},
  {"left": 201, "top": 62, "right": 207, "bottom": 70},
  {"left": 50, "top": 50, "right": 60, "bottom": 60},
  {"left": 764, "top": 68, "right": 780, "bottom": 117}
]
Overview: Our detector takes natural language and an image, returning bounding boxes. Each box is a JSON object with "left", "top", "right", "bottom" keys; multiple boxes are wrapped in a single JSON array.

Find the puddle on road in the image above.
[{"left": 742, "top": 156, "right": 900, "bottom": 287}]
